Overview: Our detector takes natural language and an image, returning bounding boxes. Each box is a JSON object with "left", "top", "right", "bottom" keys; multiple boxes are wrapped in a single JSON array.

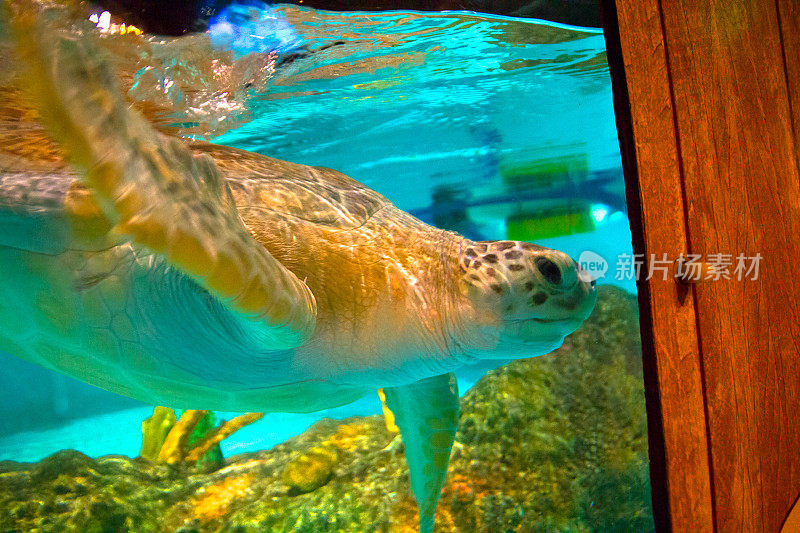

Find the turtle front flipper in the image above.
[
  {"left": 5, "top": 7, "right": 316, "bottom": 348},
  {"left": 383, "top": 373, "right": 459, "bottom": 533}
]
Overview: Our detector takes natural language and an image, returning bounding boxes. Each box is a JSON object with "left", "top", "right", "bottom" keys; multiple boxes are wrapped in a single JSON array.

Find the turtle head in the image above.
[{"left": 455, "top": 240, "right": 596, "bottom": 359}]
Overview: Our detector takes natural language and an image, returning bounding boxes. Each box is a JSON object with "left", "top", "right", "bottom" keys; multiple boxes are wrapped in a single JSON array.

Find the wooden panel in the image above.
[
  {"left": 606, "top": 0, "right": 800, "bottom": 530},
  {"left": 600, "top": 1, "right": 713, "bottom": 530},
  {"left": 778, "top": 0, "right": 800, "bottom": 165},
  {"left": 777, "top": 7, "right": 800, "bottom": 527},
  {"left": 658, "top": 1, "right": 800, "bottom": 530}
]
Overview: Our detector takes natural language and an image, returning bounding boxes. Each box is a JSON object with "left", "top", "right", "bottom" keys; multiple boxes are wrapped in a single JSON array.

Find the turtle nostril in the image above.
[{"left": 534, "top": 257, "right": 562, "bottom": 286}]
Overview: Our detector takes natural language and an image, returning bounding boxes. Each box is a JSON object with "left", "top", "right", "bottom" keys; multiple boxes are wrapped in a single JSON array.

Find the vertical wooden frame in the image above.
[
  {"left": 600, "top": 1, "right": 713, "bottom": 530},
  {"left": 603, "top": 0, "right": 800, "bottom": 530}
]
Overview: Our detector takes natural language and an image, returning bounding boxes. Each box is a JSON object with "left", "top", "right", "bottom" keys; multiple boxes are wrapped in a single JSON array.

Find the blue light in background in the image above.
[
  {"left": 209, "top": 2, "right": 304, "bottom": 55},
  {"left": 590, "top": 203, "right": 610, "bottom": 223}
]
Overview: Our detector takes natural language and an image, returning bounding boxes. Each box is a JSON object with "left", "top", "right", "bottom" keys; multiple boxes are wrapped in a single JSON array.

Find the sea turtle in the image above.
[{"left": 0, "top": 7, "right": 596, "bottom": 532}]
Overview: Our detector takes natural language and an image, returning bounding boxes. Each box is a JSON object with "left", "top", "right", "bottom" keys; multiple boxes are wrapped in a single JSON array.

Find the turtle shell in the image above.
[{"left": 192, "top": 142, "right": 390, "bottom": 230}]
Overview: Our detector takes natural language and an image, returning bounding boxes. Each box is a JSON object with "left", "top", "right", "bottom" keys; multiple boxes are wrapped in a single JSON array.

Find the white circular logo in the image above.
[{"left": 578, "top": 250, "right": 608, "bottom": 282}]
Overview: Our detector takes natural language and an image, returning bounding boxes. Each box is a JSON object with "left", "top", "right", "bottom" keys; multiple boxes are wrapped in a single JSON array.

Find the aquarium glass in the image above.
[{"left": 0, "top": 5, "right": 653, "bottom": 531}]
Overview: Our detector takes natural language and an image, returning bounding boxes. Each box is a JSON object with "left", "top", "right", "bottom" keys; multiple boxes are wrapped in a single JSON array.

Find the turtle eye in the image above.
[{"left": 534, "top": 257, "right": 561, "bottom": 286}]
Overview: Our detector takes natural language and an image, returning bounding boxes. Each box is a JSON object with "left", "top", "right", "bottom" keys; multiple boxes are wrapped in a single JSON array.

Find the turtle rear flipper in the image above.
[
  {"left": 384, "top": 373, "right": 459, "bottom": 533},
  {"left": 6, "top": 8, "right": 316, "bottom": 348}
]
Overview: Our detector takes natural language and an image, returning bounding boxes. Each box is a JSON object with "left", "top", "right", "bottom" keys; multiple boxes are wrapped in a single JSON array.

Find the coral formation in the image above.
[
  {"left": 377, "top": 388, "right": 400, "bottom": 433},
  {"left": 139, "top": 406, "right": 176, "bottom": 462},
  {"left": 0, "top": 286, "right": 653, "bottom": 531},
  {"left": 139, "top": 408, "right": 263, "bottom": 469}
]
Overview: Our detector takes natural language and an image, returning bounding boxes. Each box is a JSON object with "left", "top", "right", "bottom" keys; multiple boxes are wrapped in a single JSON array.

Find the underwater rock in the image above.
[
  {"left": 450, "top": 285, "right": 652, "bottom": 531},
  {"left": 281, "top": 446, "right": 338, "bottom": 494},
  {"left": 0, "top": 286, "right": 652, "bottom": 532}
]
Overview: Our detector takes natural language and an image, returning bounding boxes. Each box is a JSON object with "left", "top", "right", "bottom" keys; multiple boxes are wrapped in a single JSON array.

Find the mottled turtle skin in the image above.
[{"left": 0, "top": 6, "right": 595, "bottom": 531}]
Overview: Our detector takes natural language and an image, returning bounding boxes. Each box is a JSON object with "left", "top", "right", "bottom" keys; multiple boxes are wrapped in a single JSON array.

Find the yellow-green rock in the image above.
[{"left": 281, "top": 447, "right": 338, "bottom": 494}]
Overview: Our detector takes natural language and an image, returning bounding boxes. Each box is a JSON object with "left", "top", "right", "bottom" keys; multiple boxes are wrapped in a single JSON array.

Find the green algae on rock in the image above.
[{"left": 0, "top": 286, "right": 652, "bottom": 532}]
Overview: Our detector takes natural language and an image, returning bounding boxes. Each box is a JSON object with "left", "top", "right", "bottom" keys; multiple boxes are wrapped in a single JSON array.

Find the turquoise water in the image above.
[
  {"left": 0, "top": 6, "right": 632, "bottom": 465},
  {"left": 218, "top": 8, "right": 623, "bottom": 216}
]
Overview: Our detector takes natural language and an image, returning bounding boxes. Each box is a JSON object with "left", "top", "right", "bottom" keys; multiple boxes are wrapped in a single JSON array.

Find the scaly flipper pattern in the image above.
[
  {"left": 384, "top": 373, "right": 459, "bottom": 533},
  {"left": 5, "top": 6, "right": 316, "bottom": 347}
]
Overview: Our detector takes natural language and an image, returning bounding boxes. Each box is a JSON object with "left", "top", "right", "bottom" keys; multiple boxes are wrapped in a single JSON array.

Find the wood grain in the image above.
[
  {"left": 608, "top": 0, "right": 800, "bottom": 530},
  {"left": 776, "top": 1, "right": 800, "bottom": 526},
  {"left": 658, "top": 1, "right": 800, "bottom": 530},
  {"left": 601, "top": 1, "right": 714, "bottom": 530},
  {"left": 777, "top": 0, "right": 800, "bottom": 166}
]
